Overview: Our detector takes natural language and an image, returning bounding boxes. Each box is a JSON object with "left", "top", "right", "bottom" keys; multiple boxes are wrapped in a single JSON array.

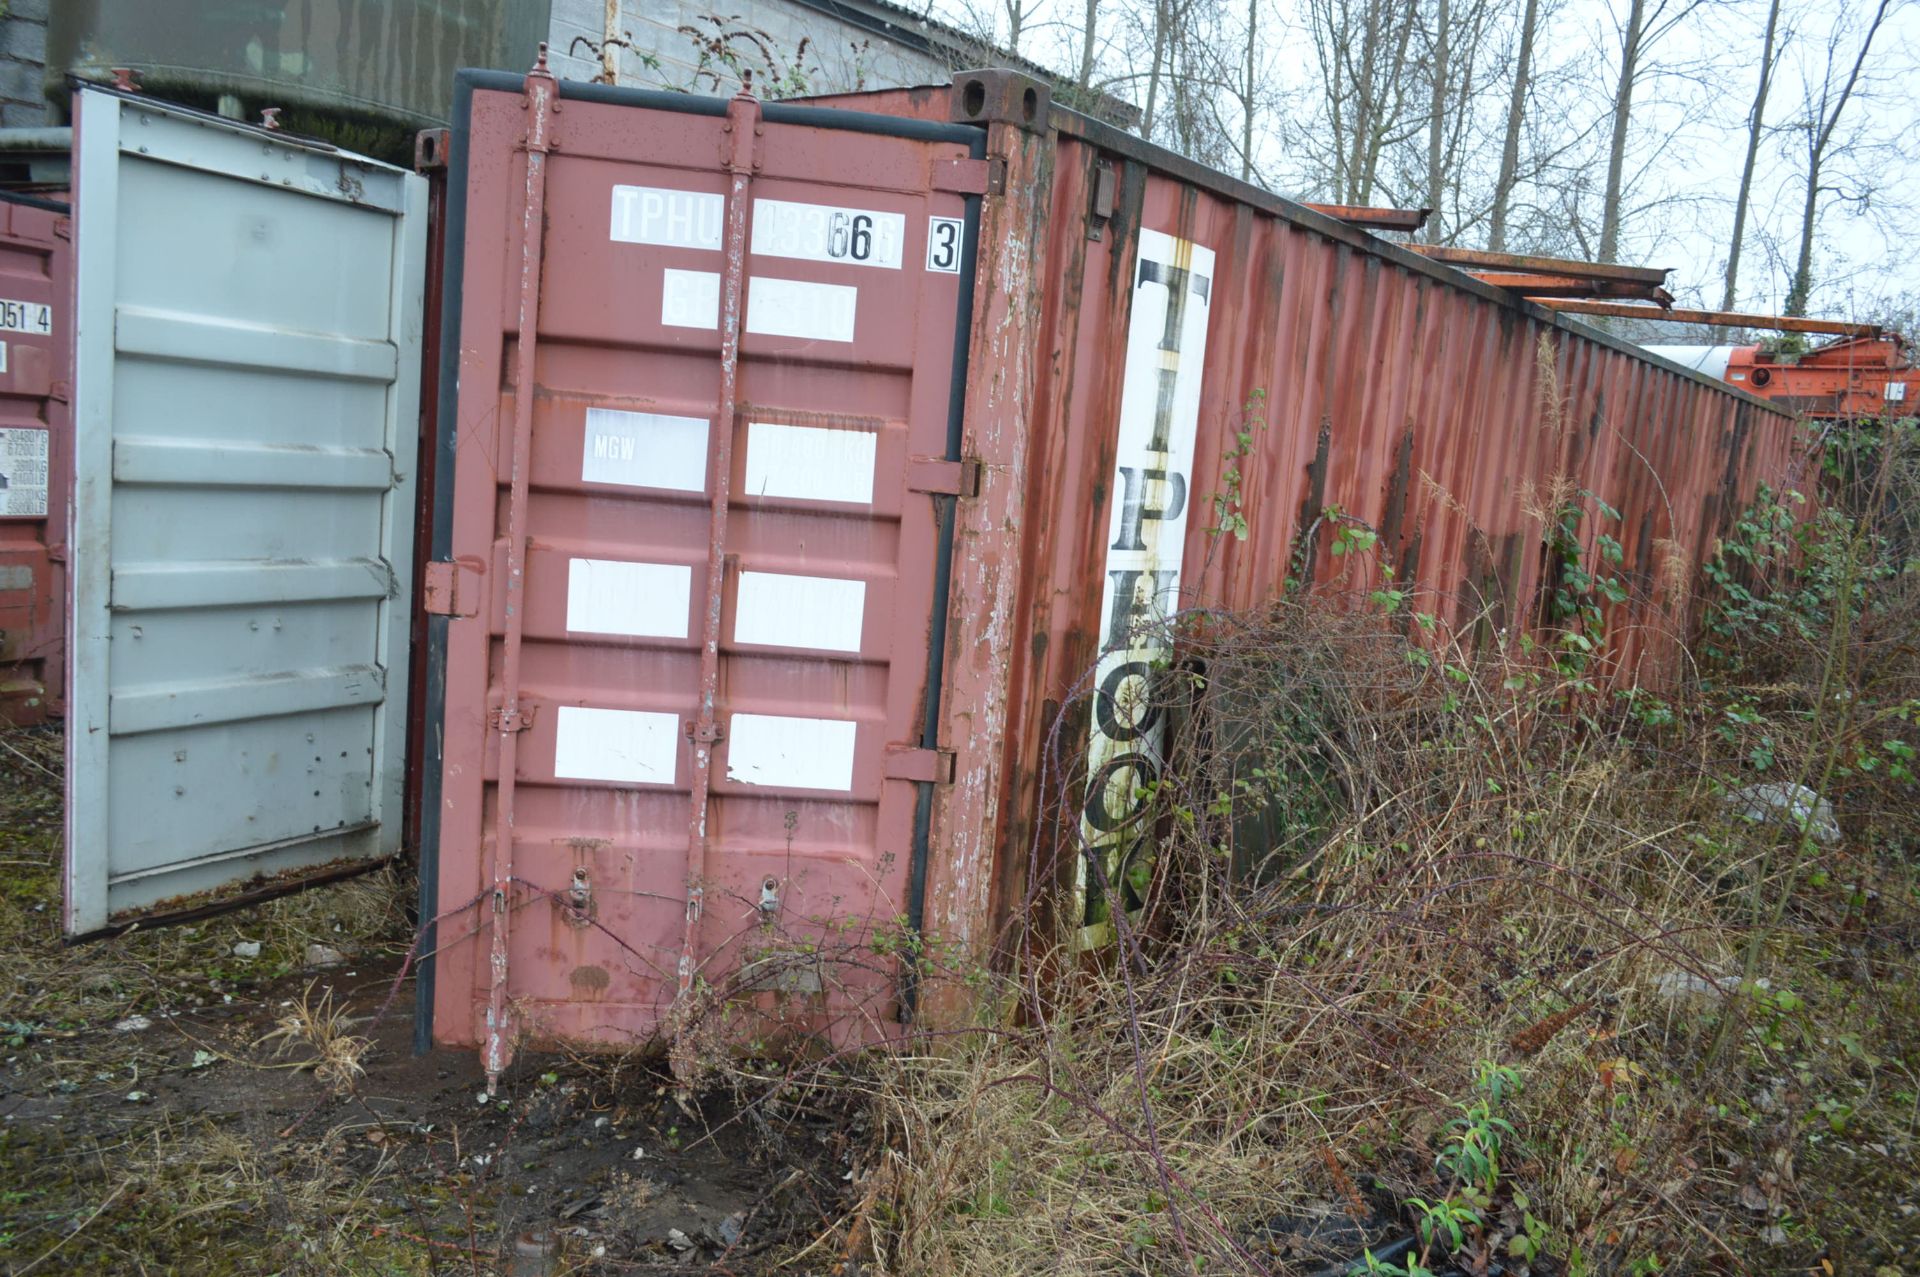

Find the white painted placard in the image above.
[
  {"left": 0, "top": 298, "right": 51, "bottom": 336},
  {"left": 727, "top": 713, "right": 858, "bottom": 791},
  {"left": 661, "top": 268, "right": 721, "bottom": 329},
  {"left": 747, "top": 276, "right": 858, "bottom": 342},
  {"left": 742, "top": 422, "right": 876, "bottom": 505},
  {"left": 0, "top": 340, "right": 9, "bottom": 374},
  {"left": 581, "top": 407, "right": 709, "bottom": 493},
  {"left": 659, "top": 272, "right": 859, "bottom": 343},
  {"left": 0, "top": 427, "right": 49, "bottom": 517},
  {"left": 611, "top": 185, "right": 724, "bottom": 250},
  {"left": 567, "top": 558, "right": 692, "bottom": 638},
  {"left": 734, "top": 571, "right": 866, "bottom": 652},
  {"left": 751, "top": 198, "right": 905, "bottom": 269},
  {"left": 1078, "top": 227, "right": 1215, "bottom": 941},
  {"left": 553, "top": 705, "right": 680, "bottom": 785}
]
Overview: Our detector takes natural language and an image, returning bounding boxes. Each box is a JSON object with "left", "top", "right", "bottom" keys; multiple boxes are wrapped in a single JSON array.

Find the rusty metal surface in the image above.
[
  {"left": 1408, "top": 244, "right": 1670, "bottom": 285},
  {"left": 1540, "top": 300, "right": 1881, "bottom": 337},
  {"left": 403, "top": 136, "right": 452, "bottom": 861},
  {"left": 1305, "top": 203, "right": 1431, "bottom": 232},
  {"left": 1473, "top": 273, "right": 1673, "bottom": 302},
  {"left": 0, "top": 192, "right": 68, "bottom": 726},
  {"left": 427, "top": 74, "right": 982, "bottom": 1058},
  {"left": 786, "top": 74, "right": 1805, "bottom": 975}
]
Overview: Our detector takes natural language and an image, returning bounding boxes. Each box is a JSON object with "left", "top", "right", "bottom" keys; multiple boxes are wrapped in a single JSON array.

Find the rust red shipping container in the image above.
[
  {"left": 0, "top": 194, "right": 70, "bottom": 726},
  {"left": 416, "top": 67, "right": 1802, "bottom": 1079}
]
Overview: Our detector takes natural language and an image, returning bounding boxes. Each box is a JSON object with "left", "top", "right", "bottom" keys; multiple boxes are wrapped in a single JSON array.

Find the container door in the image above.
[
  {"left": 424, "top": 72, "right": 981, "bottom": 1074},
  {"left": 65, "top": 89, "right": 428, "bottom": 935}
]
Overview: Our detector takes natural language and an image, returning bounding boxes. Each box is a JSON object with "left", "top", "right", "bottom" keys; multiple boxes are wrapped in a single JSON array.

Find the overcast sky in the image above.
[{"left": 922, "top": 0, "right": 1919, "bottom": 325}]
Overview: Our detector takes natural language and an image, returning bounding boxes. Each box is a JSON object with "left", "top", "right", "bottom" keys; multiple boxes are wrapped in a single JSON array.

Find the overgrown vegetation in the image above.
[{"left": 847, "top": 416, "right": 1920, "bottom": 1274}]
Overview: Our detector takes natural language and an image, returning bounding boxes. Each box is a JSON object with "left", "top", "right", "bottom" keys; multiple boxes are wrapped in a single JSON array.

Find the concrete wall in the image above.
[
  {"left": 547, "top": 0, "right": 959, "bottom": 98},
  {"left": 0, "top": 0, "right": 49, "bottom": 127}
]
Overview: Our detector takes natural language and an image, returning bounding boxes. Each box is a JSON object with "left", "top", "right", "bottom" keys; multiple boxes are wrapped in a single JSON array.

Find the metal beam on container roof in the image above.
[
  {"left": 1303, "top": 203, "right": 1431, "bottom": 232},
  {"left": 1537, "top": 299, "right": 1882, "bottom": 338},
  {"left": 1476, "top": 274, "right": 1674, "bottom": 301},
  {"left": 1409, "top": 244, "right": 1672, "bottom": 286}
]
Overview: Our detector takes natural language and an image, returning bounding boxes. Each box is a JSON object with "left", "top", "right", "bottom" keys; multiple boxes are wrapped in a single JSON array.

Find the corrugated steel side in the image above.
[
  {"left": 0, "top": 193, "right": 70, "bottom": 725},
  {"left": 928, "top": 90, "right": 1806, "bottom": 963}
]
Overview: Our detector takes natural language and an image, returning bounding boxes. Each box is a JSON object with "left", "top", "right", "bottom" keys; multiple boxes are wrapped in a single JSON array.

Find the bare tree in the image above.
[
  {"left": 1077, "top": 0, "right": 1098, "bottom": 92},
  {"left": 1597, "top": 0, "right": 1707, "bottom": 262},
  {"left": 1722, "top": 0, "right": 1784, "bottom": 310},
  {"left": 1488, "top": 0, "right": 1541, "bottom": 251},
  {"left": 1143, "top": 0, "right": 1172, "bottom": 137},
  {"left": 1240, "top": 0, "right": 1259, "bottom": 182},
  {"left": 1299, "top": 0, "right": 1423, "bottom": 203},
  {"left": 1425, "top": 0, "right": 1452, "bottom": 240},
  {"left": 1413, "top": 0, "right": 1502, "bottom": 243},
  {"left": 1003, "top": 0, "right": 1029, "bottom": 55},
  {"left": 1782, "top": 0, "right": 1897, "bottom": 316}
]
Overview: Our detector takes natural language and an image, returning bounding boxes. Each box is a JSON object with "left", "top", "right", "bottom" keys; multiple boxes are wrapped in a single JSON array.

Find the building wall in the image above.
[
  {"left": 547, "top": 0, "right": 958, "bottom": 98},
  {"left": 0, "top": 0, "right": 49, "bottom": 127}
]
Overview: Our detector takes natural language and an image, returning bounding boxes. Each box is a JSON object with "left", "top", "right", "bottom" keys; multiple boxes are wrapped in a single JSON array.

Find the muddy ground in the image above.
[{"left": 0, "top": 726, "right": 862, "bottom": 1275}]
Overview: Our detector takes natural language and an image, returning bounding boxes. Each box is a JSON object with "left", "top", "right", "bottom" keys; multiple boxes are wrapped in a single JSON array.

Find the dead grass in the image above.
[
  {"left": 0, "top": 1113, "right": 438, "bottom": 1275},
  {"left": 258, "top": 982, "right": 376, "bottom": 1094},
  {"left": 851, "top": 594, "right": 1920, "bottom": 1276},
  {"left": 0, "top": 718, "right": 412, "bottom": 1041}
]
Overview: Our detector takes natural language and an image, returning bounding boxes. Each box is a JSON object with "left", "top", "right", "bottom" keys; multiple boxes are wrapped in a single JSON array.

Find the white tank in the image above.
[{"left": 1641, "top": 345, "right": 1740, "bottom": 381}]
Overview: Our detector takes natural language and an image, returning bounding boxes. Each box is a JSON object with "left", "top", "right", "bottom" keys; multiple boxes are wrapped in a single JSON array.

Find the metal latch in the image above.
[
  {"left": 422, "top": 559, "right": 482, "bottom": 617},
  {"left": 489, "top": 705, "right": 536, "bottom": 732},
  {"left": 933, "top": 157, "right": 998, "bottom": 196},
  {"left": 884, "top": 745, "right": 955, "bottom": 783},
  {"left": 906, "top": 456, "right": 982, "bottom": 498}
]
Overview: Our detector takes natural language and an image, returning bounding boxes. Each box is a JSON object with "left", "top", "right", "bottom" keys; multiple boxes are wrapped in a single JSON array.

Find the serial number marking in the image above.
[
  {"left": 0, "top": 299, "right": 51, "bottom": 336},
  {"left": 751, "top": 199, "right": 904, "bottom": 270},
  {"left": 927, "top": 216, "right": 964, "bottom": 273}
]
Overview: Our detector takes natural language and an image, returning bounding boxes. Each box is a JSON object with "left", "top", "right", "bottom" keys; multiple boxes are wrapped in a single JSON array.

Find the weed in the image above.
[{"left": 257, "top": 981, "right": 374, "bottom": 1094}]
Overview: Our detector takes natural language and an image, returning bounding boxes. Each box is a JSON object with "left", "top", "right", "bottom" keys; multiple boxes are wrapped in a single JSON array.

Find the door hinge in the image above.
[
  {"left": 884, "top": 745, "right": 955, "bottom": 784},
  {"left": 53, "top": 217, "right": 72, "bottom": 242},
  {"left": 490, "top": 705, "right": 536, "bottom": 733},
  {"left": 933, "top": 157, "right": 999, "bottom": 196},
  {"left": 422, "top": 559, "right": 482, "bottom": 617},
  {"left": 907, "top": 456, "right": 981, "bottom": 498}
]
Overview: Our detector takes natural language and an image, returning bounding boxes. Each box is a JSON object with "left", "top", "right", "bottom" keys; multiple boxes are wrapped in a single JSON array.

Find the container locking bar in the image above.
[
  {"left": 906, "top": 455, "right": 981, "bottom": 497},
  {"left": 421, "top": 559, "right": 481, "bottom": 617},
  {"left": 885, "top": 745, "right": 956, "bottom": 784},
  {"left": 933, "top": 157, "right": 999, "bottom": 196}
]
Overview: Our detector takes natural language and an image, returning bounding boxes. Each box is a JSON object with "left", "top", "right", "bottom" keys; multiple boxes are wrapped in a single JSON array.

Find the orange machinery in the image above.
[{"left": 1645, "top": 334, "right": 1912, "bottom": 419}]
